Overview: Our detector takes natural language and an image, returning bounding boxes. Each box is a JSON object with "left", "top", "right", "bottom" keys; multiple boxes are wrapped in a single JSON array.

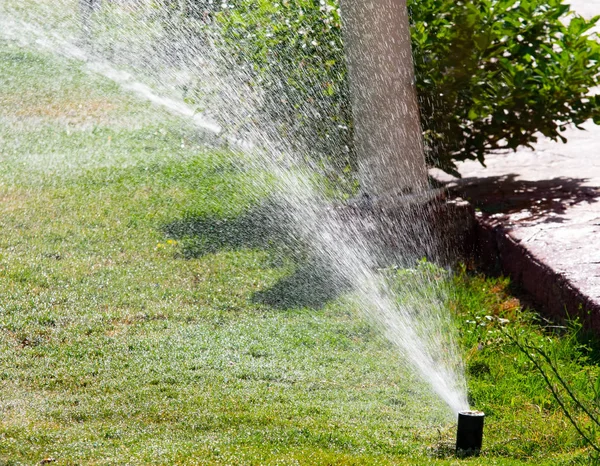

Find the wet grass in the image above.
[{"left": 0, "top": 38, "right": 599, "bottom": 465}]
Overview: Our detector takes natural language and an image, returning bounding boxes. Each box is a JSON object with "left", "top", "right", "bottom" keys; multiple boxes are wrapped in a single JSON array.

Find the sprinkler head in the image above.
[{"left": 456, "top": 410, "right": 485, "bottom": 457}]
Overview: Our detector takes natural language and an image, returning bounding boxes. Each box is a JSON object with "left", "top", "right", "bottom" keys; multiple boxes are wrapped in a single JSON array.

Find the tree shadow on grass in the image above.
[
  {"left": 252, "top": 258, "right": 350, "bottom": 309},
  {"left": 162, "top": 200, "right": 350, "bottom": 310},
  {"left": 163, "top": 202, "right": 283, "bottom": 258}
]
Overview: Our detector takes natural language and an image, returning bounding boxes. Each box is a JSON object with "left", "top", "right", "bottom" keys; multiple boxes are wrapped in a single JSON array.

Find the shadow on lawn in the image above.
[
  {"left": 162, "top": 201, "right": 350, "bottom": 309},
  {"left": 163, "top": 202, "right": 281, "bottom": 257},
  {"left": 252, "top": 258, "right": 349, "bottom": 309}
]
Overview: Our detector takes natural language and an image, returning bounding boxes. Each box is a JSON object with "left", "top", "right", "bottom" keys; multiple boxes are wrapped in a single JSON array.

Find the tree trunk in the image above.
[{"left": 339, "top": 0, "right": 428, "bottom": 200}]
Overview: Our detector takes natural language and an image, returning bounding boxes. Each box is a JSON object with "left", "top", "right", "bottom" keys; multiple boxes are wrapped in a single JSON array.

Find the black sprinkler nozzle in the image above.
[{"left": 456, "top": 410, "right": 485, "bottom": 456}]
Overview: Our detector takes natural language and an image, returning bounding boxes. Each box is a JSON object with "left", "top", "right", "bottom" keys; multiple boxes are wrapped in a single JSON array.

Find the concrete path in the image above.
[{"left": 433, "top": 0, "right": 600, "bottom": 329}]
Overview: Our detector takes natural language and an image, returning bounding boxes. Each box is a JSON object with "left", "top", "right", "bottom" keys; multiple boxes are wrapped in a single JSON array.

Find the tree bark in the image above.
[{"left": 339, "top": 0, "right": 428, "bottom": 200}]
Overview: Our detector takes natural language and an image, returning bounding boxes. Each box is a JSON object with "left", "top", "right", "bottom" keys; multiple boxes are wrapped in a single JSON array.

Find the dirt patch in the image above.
[
  {"left": 4, "top": 96, "right": 119, "bottom": 126},
  {"left": 0, "top": 189, "right": 31, "bottom": 213}
]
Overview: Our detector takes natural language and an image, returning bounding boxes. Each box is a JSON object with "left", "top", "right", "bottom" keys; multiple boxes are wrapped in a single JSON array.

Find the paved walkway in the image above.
[{"left": 433, "top": 0, "right": 600, "bottom": 329}]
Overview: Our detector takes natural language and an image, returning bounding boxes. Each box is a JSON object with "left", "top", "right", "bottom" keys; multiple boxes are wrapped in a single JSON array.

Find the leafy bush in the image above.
[
  {"left": 214, "top": 0, "right": 600, "bottom": 177},
  {"left": 215, "top": 0, "right": 353, "bottom": 185},
  {"left": 411, "top": 0, "right": 600, "bottom": 175},
  {"left": 152, "top": 0, "right": 221, "bottom": 21}
]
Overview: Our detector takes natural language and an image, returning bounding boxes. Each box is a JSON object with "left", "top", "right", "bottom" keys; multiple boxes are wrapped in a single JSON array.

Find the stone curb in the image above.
[{"left": 471, "top": 212, "right": 600, "bottom": 332}]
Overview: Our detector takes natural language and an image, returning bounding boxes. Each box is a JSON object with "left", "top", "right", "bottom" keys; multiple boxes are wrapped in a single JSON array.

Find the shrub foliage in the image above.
[
  {"left": 216, "top": 0, "right": 352, "bottom": 182},
  {"left": 214, "top": 0, "right": 600, "bottom": 176},
  {"left": 411, "top": 0, "right": 600, "bottom": 175}
]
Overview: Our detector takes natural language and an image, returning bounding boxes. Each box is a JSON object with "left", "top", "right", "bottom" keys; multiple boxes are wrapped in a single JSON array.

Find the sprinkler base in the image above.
[{"left": 456, "top": 410, "right": 485, "bottom": 457}]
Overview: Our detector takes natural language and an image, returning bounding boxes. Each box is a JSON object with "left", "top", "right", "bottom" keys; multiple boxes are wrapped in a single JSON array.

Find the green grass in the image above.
[{"left": 0, "top": 37, "right": 599, "bottom": 465}]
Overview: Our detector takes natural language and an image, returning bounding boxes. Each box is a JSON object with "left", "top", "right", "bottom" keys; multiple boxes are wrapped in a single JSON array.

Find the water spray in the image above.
[
  {"left": 456, "top": 411, "right": 485, "bottom": 456},
  {"left": 0, "top": 0, "right": 472, "bottom": 423}
]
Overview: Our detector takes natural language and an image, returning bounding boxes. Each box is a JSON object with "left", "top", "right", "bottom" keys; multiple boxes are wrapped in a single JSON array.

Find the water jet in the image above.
[{"left": 0, "top": 0, "right": 471, "bottom": 422}]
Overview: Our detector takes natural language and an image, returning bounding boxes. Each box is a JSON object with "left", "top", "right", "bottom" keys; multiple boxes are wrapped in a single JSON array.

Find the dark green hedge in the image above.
[{"left": 214, "top": 0, "right": 600, "bottom": 177}]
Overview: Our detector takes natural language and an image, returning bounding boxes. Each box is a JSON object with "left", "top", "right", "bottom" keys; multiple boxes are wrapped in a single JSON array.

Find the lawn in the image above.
[{"left": 0, "top": 36, "right": 598, "bottom": 465}]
